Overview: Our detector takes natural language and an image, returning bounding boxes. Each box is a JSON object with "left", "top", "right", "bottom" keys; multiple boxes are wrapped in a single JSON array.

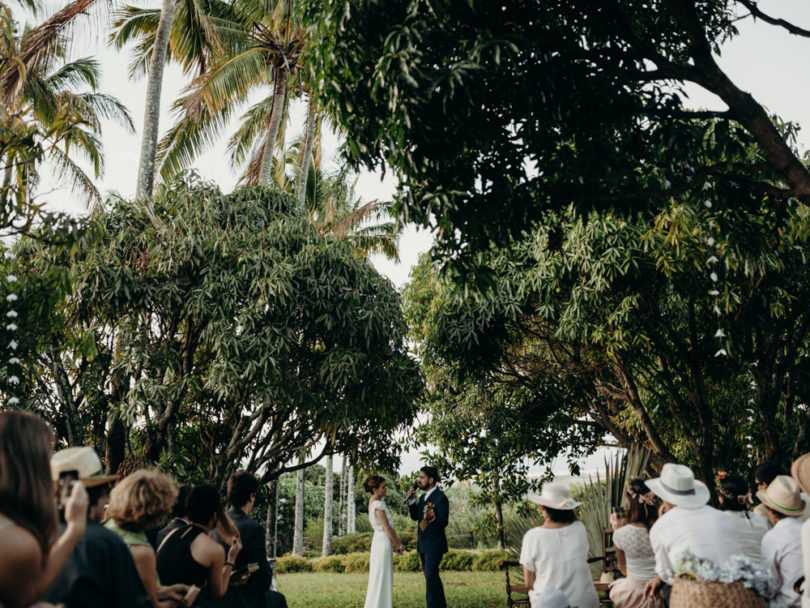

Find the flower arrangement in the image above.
[
  {"left": 675, "top": 552, "right": 772, "bottom": 600},
  {"left": 424, "top": 501, "right": 435, "bottom": 519}
]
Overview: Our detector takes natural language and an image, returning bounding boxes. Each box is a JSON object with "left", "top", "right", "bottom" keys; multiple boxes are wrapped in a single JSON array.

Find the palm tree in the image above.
[
  {"left": 0, "top": 7, "right": 133, "bottom": 217},
  {"left": 156, "top": 0, "right": 308, "bottom": 186}
]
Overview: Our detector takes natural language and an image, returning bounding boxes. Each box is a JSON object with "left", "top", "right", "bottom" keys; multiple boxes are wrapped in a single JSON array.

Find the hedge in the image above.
[{"left": 278, "top": 550, "right": 509, "bottom": 574}]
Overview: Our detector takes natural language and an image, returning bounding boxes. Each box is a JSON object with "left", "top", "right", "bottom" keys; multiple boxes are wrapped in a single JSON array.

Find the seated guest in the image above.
[
  {"left": 759, "top": 475, "right": 805, "bottom": 608},
  {"left": 643, "top": 463, "right": 740, "bottom": 602},
  {"left": 716, "top": 472, "right": 769, "bottom": 567},
  {"left": 0, "top": 410, "right": 88, "bottom": 608},
  {"left": 211, "top": 471, "right": 280, "bottom": 608},
  {"left": 754, "top": 462, "right": 787, "bottom": 523},
  {"left": 43, "top": 446, "right": 150, "bottom": 608},
  {"left": 791, "top": 454, "right": 810, "bottom": 608},
  {"left": 105, "top": 470, "right": 188, "bottom": 608},
  {"left": 156, "top": 485, "right": 242, "bottom": 602},
  {"left": 520, "top": 482, "right": 599, "bottom": 608},
  {"left": 608, "top": 478, "right": 662, "bottom": 608},
  {"left": 157, "top": 484, "right": 191, "bottom": 548},
  {"left": 534, "top": 588, "right": 571, "bottom": 608}
]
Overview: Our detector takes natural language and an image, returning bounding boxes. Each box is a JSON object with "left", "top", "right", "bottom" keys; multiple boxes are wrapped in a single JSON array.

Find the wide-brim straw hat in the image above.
[
  {"left": 51, "top": 446, "right": 117, "bottom": 488},
  {"left": 791, "top": 453, "right": 810, "bottom": 496},
  {"left": 532, "top": 481, "right": 581, "bottom": 510},
  {"left": 756, "top": 474, "right": 805, "bottom": 517},
  {"left": 646, "top": 463, "right": 710, "bottom": 509}
]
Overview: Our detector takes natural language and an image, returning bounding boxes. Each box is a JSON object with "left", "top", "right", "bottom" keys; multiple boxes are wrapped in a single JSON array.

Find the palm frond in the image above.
[
  {"left": 76, "top": 92, "right": 135, "bottom": 132},
  {"left": 45, "top": 56, "right": 99, "bottom": 91},
  {"left": 227, "top": 95, "right": 274, "bottom": 168},
  {"left": 47, "top": 144, "right": 101, "bottom": 208}
]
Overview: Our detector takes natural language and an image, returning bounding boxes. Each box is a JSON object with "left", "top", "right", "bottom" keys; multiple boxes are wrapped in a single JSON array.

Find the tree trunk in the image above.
[
  {"left": 493, "top": 475, "right": 505, "bottom": 550},
  {"left": 135, "top": 0, "right": 176, "bottom": 203},
  {"left": 322, "top": 455, "right": 333, "bottom": 556},
  {"left": 292, "top": 459, "right": 305, "bottom": 556},
  {"left": 346, "top": 464, "right": 356, "bottom": 534},
  {"left": 265, "top": 478, "right": 278, "bottom": 585},
  {"left": 106, "top": 416, "right": 127, "bottom": 475},
  {"left": 295, "top": 95, "right": 317, "bottom": 208},
  {"left": 338, "top": 456, "right": 347, "bottom": 537},
  {"left": 258, "top": 66, "right": 289, "bottom": 185}
]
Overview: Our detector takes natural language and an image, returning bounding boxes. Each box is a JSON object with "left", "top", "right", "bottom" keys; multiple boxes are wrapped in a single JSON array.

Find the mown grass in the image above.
[{"left": 277, "top": 570, "right": 506, "bottom": 608}]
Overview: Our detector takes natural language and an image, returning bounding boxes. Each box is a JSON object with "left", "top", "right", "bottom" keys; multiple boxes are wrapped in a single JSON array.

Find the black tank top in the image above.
[{"left": 156, "top": 524, "right": 210, "bottom": 589}]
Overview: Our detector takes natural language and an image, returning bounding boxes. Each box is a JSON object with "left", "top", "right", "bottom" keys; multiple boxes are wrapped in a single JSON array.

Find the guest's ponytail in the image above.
[{"left": 363, "top": 475, "right": 385, "bottom": 494}]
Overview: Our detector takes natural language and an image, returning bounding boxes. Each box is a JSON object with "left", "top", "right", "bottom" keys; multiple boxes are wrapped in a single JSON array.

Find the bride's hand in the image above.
[{"left": 395, "top": 542, "right": 404, "bottom": 554}]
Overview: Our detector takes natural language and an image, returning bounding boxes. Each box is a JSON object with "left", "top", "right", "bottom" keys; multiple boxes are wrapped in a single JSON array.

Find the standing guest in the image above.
[
  {"left": 211, "top": 471, "right": 285, "bottom": 608},
  {"left": 519, "top": 482, "right": 599, "bottom": 608},
  {"left": 156, "top": 485, "right": 242, "bottom": 603},
  {"left": 43, "top": 446, "right": 151, "bottom": 608},
  {"left": 791, "top": 453, "right": 810, "bottom": 608},
  {"left": 157, "top": 485, "right": 191, "bottom": 548},
  {"left": 407, "top": 466, "right": 449, "bottom": 608},
  {"left": 758, "top": 475, "right": 805, "bottom": 608},
  {"left": 716, "top": 472, "right": 769, "bottom": 567},
  {"left": 608, "top": 478, "right": 662, "bottom": 608},
  {"left": 0, "top": 410, "right": 88, "bottom": 608},
  {"left": 643, "top": 463, "right": 740, "bottom": 602},
  {"left": 105, "top": 470, "right": 188, "bottom": 608}
]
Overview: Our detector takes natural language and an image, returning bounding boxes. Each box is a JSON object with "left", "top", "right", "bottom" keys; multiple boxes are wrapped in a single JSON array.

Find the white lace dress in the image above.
[
  {"left": 609, "top": 524, "right": 663, "bottom": 608},
  {"left": 364, "top": 499, "right": 394, "bottom": 608}
]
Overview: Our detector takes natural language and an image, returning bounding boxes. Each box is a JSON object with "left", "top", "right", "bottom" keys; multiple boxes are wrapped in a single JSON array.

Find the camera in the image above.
[{"left": 57, "top": 470, "right": 79, "bottom": 508}]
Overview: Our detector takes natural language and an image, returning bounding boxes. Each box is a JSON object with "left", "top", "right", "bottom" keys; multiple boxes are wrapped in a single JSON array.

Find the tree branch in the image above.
[{"left": 737, "top": 0, "right": 810, "bottom": 38}]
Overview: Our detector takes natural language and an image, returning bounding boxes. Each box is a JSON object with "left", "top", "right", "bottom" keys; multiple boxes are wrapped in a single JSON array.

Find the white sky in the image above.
[{"left": 24, "top": 0, "right": 810, "bottom": 475}]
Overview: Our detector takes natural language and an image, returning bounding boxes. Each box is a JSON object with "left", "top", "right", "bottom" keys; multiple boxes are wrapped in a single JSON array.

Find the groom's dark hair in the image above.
[{"left": 421, "top": 466, "right": 440, "bottom": 484}]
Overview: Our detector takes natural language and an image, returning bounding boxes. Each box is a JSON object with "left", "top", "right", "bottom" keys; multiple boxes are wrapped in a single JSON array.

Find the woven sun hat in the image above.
[
  {"left": 51, "top": 446, "right": 117, "bottom": 488},
  {"left": 791, "top": 453, "right": 810, "bottom": 496},
  {"left": 646, "top": 463, "right": 710, "bottom": 509},
  {"left": 756, "top": 474, "right": 806, "bottom": 517},
  {"left": 532, "top": 481, "right": 581, "bottom": 510},
  {"left": 534, "top": 588, "right": 571, "bottom": 608}
]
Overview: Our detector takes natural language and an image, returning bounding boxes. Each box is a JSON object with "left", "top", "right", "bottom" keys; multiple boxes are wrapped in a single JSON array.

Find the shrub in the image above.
[
  {"left": 441, "top": 549, "right": 475, "bottom": 571},
  {"left": 394, "top": 550, "right": 422, "bottom": 572},
  {"left": 312, "top": 555, "right": 346, "bottom": 573},
  {"left": 276, "top": 555, "right": 312, "bottom": 573},
  {"left": 332, "top": 533, "right": 373, "bottom": 555},
  {"left": 398, "top": 529, "right": 418, "bottom": 551},
  {"left": 344, "top": 552, "right": 370, "bottom": 573},
  {"left": 472, "top": 550, "right": 510, "bottom": 571}
]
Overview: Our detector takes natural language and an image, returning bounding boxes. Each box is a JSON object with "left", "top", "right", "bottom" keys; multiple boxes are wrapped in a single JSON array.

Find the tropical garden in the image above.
[{"left": 3, "top": 0, "right": 810, "bottom": 605}]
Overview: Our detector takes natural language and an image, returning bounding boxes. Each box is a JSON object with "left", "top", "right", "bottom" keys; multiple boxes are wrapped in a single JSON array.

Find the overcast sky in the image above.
[{"left": 25, "top": 0, "right": 810, "bottom": 475}]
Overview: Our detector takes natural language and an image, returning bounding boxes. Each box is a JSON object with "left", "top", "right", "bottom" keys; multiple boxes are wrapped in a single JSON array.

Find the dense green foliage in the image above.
[
  {"left": 277, "top": 548, "right": 508, "bottom": 573},
  {"left": 8, "top": 181, "right": 422, "bottom": 485},
  {"left": 310, "top": 0, "right": 810, "bottom": 258}
]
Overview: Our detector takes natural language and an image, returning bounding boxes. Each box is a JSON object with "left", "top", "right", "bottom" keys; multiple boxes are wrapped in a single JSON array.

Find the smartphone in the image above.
[
  {"left": 231, "top": 562, "right": 259, "bottom": 584},
  {"left": 182, "top": 585, "right": 201, "bottom": 608},
  {"left": 57, "top": 470, "right": 79, "bottom": 508}
]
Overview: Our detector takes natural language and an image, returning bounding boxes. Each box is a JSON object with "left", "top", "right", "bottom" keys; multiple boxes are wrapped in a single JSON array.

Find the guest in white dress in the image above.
[
  {"left": 758, "top": 475, "right": 805, "bottom": 608},
  {"left": 362, "top": 475, "right": 404, "bottom": 608},
  {"left": 791, "top": 453, "right": 810, "bottom": 608},
  {"left": 715, "top": 472, "right": 768, "bottom": 567},
  {"left": 643, "top": 463, "right": 740, "bottom": 603},
  {"left": 520, "top": 482, "right": 599, "bottom": 608},
  {"left": 608, "top": 478, "right": 663, "bottom": 608}
]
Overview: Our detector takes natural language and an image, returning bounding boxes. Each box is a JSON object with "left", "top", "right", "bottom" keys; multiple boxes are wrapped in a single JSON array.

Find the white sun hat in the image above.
[
  {"left": 531, "top": 481, "right": 581, "bottom": 510},
  {"left": 51, "top": 446, "right": 117, "bottom": 488},
  {"left": 646, "top": 463, "right": 710, "bottom": 509}
]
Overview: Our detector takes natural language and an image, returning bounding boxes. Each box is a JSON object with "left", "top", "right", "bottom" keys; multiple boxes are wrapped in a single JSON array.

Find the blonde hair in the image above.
[{"left": 107, "top": 469, "right": 177, "bottom": 532}]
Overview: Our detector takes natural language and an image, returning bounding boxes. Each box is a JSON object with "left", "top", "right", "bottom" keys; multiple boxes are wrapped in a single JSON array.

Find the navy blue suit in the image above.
[{"left": 408, "top": 489, "right": 449, "bottom": 608}]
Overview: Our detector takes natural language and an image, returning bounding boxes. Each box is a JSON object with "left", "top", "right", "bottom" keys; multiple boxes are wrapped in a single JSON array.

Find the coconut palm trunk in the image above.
[
  {"left": 338, "top": 455, "right": 347, "bottom": 536},
  {"left": 258, "top": 66, "right": 289, "bottom": 185},
  {"left": 292, "top": 459, "right": 305, "bottom": 556},
  {"left": 265, "top": 478, "right": 278, "bottom": 582},
  {"left": 136, "top": 0, "right": 176, "bottom": 201},
  {"left": 295, "top": 95, "right": 317, "bottom": 206},
  {"left": 346, "top": 464, "right": 356, "bottom": 534},
  {"left": 322, "top": 454, "right": 333, "bottom": 556}
]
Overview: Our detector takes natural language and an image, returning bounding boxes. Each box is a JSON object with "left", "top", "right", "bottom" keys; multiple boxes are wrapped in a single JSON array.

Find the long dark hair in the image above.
[
  {"left": 0, "top": 410, "right": 58, "bottom": 561},
  {"left": 717, "top": 473, "right": 751, "bottom": 514},
  {"left": 363, "top": 475, "right": 385, "bottom": 494},
  {"left": 625, "top": 478, "right": 657, "bottom": 529}
]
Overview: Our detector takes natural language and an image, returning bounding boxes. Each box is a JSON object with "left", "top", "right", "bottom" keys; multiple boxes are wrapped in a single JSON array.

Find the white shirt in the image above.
[
  {"left": 520, "top": 522, "right": 599, "bottom": 608},
  {"left": 761, "top": 516, "right": 803, "bottom": 608},
  {"left": 648, "top": 505, "right": 740, "bottom": 584},
  {"left": 723, "top": 510, "right": 769, "bottom": 567},
  {"left": 801, "top": 519, "right": 810, "bottom": 608}
]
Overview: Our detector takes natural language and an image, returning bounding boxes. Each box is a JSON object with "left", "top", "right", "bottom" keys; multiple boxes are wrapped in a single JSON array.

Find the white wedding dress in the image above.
[{"left": 364, "top": 499, "right": 394, "bottom": 608}]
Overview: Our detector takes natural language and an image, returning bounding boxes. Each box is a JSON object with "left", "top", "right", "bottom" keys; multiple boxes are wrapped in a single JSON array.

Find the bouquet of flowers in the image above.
[
  {"left": 423, "top": 501, "right": 435, "bottom": 519},
  {"left": 669, "top": 552, "right": 772, "bottom": 608}
]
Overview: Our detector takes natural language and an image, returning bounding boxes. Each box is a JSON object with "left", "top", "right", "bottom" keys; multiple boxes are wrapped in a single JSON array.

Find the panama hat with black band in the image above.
[{"left": 646, "top": 463, "right": 710, "bottom": 509}]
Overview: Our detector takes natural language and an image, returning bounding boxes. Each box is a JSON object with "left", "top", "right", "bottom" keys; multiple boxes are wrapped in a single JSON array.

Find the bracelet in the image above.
[{"left": 225, "top": 561, "right": 236, "bottom": 568}]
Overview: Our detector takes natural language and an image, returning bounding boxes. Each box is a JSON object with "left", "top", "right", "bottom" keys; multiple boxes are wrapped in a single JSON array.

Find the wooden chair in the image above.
[
  {"left": 587, "top": 527, "right": 618, "bottom": 607},
  {"left": 500, "top": 560, "right": 530, "bottom": 608}
]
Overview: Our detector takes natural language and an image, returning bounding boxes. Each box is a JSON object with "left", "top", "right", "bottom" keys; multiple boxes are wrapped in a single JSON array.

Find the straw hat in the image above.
[
  {"left": 756, "top": 474, "right": 806, "bottom": 517},
  {"left": 646, "top": 463, "right": 710, "bottom": 509},
  {"left": 532, "top": 482, "right": 581, "bottom": 510},
  {"left": 791, "top": 453, "right": 810, "bottom": 496},
  {"left": 51, "top": 446, "right": 117, "bottom": 488}
]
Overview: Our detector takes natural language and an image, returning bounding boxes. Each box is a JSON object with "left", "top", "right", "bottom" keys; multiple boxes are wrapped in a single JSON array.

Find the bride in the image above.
[{"left": 363, "top": 475, "right": 404, "bottom": 608}]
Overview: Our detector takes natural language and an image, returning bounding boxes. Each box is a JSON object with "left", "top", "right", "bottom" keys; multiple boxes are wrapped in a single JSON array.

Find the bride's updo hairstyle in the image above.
[{"left": 363, "top": 475, "right": 385, "bottom": 494}]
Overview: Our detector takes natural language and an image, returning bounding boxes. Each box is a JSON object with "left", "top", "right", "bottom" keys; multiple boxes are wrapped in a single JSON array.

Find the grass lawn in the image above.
[{"left": 277, "top": 571, "right": 507, "bottom": 608}]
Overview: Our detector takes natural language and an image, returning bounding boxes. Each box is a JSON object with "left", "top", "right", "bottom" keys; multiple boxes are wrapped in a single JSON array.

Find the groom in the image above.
[{"left": 407, "top": 465, "right": 449, "bottom": 608}]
